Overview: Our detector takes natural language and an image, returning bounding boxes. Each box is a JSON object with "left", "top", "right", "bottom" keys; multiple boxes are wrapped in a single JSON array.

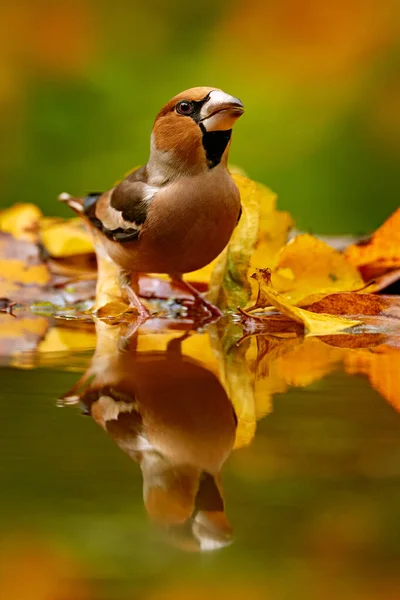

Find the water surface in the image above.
[{"left": 1, "top": 313, "right": 400, "bottom": 599}]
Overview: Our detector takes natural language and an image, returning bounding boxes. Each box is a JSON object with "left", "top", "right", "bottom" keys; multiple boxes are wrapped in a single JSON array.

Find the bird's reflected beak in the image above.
[{"left": 200, "top": 90, "right": 244, "bottom": 132}]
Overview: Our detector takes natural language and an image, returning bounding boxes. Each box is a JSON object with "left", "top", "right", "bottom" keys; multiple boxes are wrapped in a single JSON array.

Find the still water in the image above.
[{"left": 1, "top": 312, "right": 400, "bottom": 599}]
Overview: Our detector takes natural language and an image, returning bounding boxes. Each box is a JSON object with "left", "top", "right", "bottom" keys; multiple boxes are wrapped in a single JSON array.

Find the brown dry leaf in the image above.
[
  {"left": 303, "top": 293, "right": 400, "bottom": 338},
  {"left": 344, "top": 345, "right": 400, "bottom": 413},
  {"left": 345, "top": 207, "right": 400, "bottom": 270},
  {"left": 361, "top": 265, "right": 400, "bottom": 290},
  {"left": 0, "top": 203, "right": 42, "bottom": 242},
  {"left": 303, "top": 292, "right": 400, "bottom": 317},
  {"left": 273, "top": 234, "right": 365, "bottom": 305},
  {"left": 244, "top": 269, "right": 361, "bottom": 335}
]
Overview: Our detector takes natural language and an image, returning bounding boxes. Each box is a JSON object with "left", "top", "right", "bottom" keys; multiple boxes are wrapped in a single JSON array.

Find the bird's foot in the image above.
[
  {"left": 188, "top": 295, "right": 223, "bottom": 320},
  {"left": 125, "top": 288, "right": 151, "bottom": 322},
  {"left": 116, "top": 270, "right": 152, "bottom": 324},
  {"left": 171, "top": 278, "right": 223, "bottom": 321}
]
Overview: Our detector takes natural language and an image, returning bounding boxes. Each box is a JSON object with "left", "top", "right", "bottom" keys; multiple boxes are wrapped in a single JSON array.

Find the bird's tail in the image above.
[{"left": 58, "top": 192, "right": 86, "bottom": 215}]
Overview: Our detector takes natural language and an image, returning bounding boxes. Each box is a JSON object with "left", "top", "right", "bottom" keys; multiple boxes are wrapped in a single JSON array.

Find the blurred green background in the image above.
[{"left": 0, "top": 0, "right": 399, "bottom": 233}]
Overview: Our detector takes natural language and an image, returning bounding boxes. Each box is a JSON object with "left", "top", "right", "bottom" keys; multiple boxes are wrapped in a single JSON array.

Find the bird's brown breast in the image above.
[{"left": 101, "top": 168, "right": 241, "bottom": 275}]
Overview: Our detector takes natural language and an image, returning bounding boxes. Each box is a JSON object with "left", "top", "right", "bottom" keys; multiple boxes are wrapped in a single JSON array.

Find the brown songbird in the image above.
[{"left": 59, "top": 87, "right": 244, "bottom": 319}]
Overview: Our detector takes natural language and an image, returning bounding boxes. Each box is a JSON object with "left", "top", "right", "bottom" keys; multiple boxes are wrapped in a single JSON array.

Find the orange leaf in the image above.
[{"left": 345, "top": 208, "right": 400, "bottom": 270}]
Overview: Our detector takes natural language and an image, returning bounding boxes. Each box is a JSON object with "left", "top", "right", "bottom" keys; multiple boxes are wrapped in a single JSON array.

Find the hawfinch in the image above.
[{"left": 60, "top": 87, "right": 244, "bottom": 319}]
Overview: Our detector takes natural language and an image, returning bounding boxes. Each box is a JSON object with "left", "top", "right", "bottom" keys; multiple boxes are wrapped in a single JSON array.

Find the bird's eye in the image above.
[{"left": 176, "top": 101, "right": 194, "bottom": 115}]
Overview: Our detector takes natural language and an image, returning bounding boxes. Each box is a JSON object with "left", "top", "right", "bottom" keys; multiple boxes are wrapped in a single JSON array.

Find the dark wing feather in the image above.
[{"left": 82, "top": 166, "right": 156, "bottom": 243}]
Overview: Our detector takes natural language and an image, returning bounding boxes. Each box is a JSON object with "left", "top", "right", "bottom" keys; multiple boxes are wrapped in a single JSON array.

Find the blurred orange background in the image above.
[{"left": 1, "top": 0, "right": 399, "bottom": 232}]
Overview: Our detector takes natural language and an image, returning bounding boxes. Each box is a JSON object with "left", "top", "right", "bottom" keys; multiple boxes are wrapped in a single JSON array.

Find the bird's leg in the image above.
[
  {"left": 170, "top": 276, "right": 223, "bottom": 318},
  {"left": 119, "top": 270, "right": 151, "bottom": 321}
]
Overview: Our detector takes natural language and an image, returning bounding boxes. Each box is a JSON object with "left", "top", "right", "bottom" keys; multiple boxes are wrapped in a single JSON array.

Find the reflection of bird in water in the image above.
[{"left": 61, "top": 321, "right": 237, "bottom": 551}]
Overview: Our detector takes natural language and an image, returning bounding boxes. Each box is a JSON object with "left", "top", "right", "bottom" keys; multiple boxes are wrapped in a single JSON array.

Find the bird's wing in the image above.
[{"left": 80, "top": 166, "right": 159, "bottom": 243}]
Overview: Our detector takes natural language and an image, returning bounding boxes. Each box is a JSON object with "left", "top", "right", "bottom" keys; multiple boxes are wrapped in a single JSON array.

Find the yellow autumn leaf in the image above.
[
  {"left": 251, "top": 186, "right": 293, "bottom": 271},
  {"left": 273, "top": 233, "right": 365, "bottom": 305},
  {"left": 0, "top": 203, "right": 42, "bottom": 242},
  {"left": 40, "top": 217, "right": 94, "bottom": 257},
  {"left": 0, "top": 258, "right": 49, "bottom": 286},
  {"left": 245, "top": 269, "right": 361, "bottom": 335},
  {"left": 207, "top": 173, "right": 293, "bottom": 309},
  {"left": 0, "top": 233, "right": 51, "bottom": 301}
]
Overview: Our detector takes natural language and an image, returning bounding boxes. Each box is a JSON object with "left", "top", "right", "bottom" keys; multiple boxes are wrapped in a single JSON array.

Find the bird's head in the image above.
[{"left": 149, "top": 87, "right": 244, "bottom": 179}]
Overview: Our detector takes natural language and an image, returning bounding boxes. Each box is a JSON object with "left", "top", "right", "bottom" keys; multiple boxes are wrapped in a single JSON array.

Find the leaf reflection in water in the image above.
[{"left": 2, "top": 301, "right": 400, "bottom": 558}]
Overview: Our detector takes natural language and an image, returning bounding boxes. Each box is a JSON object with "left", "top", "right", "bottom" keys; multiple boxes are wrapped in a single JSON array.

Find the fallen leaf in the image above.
[
  {"left": 273, "top": 234, "right": 365, "bottom": 305},
  {"left": 303, "top": 292, "right": 400, "bottom": 317},
  {"left": 0, "top": 203, "right": 42, "bottom": 242},
  {"left": 208, "top": 173, "right": 262, "bottom": 309},
  {"left": 47, "top": 254, "right": 97, "bottom": 280},
  {"left": 243, "top": 269, "right": 361, "bottom": 335},
  {"left": 368, "top": 267, "right": 400, "bottom": 292},
  {"left": 39, "top": 217, "right": 94, "bottom": 257},
  {"left": 345, "top": 208, "right": 400, "bottom": 270},
  {"left": 0, "top": 232, "right": 51, "bottom": 302},
  {"left": 251, "top": 179, "right": 293, "bottom": 271}
]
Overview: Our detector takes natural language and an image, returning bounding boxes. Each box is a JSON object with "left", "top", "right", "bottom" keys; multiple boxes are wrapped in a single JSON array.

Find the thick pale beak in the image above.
[{"left": 199, "top": 90, "right": 244, "bottom": 132}]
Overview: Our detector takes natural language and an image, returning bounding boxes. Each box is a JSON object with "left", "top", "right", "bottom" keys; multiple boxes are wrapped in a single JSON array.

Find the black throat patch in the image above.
[{"left": 200, "top": 125, "right": 232, "bottom": 168}]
